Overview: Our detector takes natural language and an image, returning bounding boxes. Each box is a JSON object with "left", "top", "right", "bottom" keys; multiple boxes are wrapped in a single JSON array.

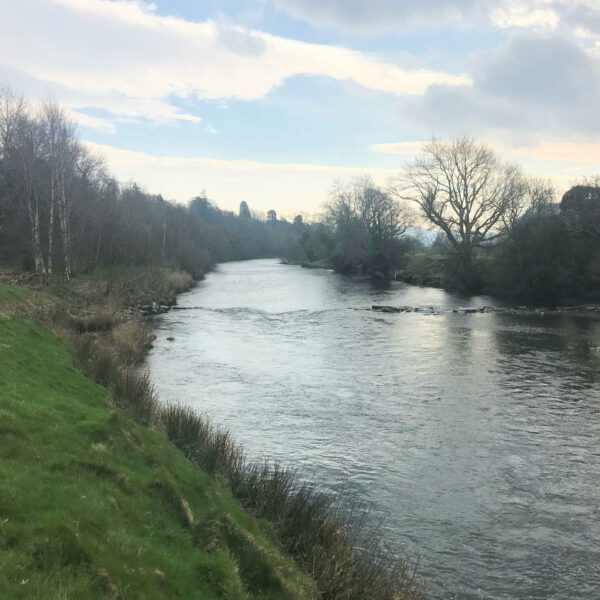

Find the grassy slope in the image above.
[{"left": 0, "top": 285, "right": 313, "bottom": 599}]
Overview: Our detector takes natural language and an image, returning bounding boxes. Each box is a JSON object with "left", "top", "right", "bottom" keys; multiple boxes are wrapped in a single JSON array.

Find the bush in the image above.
[{"left": 397, "top": 253, "right": 447, "bottom": 288}]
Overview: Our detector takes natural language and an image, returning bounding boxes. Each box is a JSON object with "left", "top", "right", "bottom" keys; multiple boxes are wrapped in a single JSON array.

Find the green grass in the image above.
[
  {"left": 0, "top": 284, "right": 30, "bottom": 307},
  {"left": 398, "top": 254, "right": 447, "bottom": 288},
  {"left": 0, "top": 312, "right": 313, "bottom": 599}
]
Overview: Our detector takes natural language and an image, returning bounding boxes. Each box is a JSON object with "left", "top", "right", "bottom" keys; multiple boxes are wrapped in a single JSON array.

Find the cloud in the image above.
[
  {"left": 269, "top": 0, "right": 488, "bottom": 33},
  {"left": 67, "top": 110, "right": 118, "bottom": 134},
  {"left": 216, "top": 20, "right": 268, "bottom": 56},
  {"left": 515, "top": 141, "right": 600, "bottom": 164},
  {"left": 560, "top": 1, "right": 600, "bottom": 37},
  {"left": 84, "top": 139, "right": 594, "bottom": 213},
  {"left": 269, "top": 0, "right": 598, "bottom": 34},
  {"left": 0, "top": 0, "right": 470, "bottom": 127},
  {"left": 83, "top": 141, "right": 399, "bottom": 212},
  {"left": 0, "top": 64, "right": 203, "bottom": 129},
  {"left": 400, "top": 34, "right": 600, "bottom": 141},
  {"left": 370, "top": 141, "right": 428, "bottom": 155},
  {"left": 491, "top": 2, "right": 559, "bottom": 29}
]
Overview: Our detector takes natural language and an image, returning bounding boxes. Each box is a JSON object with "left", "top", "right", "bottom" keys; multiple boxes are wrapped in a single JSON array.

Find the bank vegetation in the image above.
[{"left": 0, "top": 88, "right": 428, "bottom": 598}]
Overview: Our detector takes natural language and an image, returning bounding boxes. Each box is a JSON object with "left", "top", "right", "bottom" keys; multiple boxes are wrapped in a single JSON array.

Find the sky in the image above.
[{"left": 0, "top": 0, "right": 599, "bottom": 216}]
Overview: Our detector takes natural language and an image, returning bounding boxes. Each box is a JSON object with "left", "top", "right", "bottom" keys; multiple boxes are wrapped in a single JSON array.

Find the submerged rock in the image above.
[{"left": 372, "top": 305, "right": 406, "bottom": 313}]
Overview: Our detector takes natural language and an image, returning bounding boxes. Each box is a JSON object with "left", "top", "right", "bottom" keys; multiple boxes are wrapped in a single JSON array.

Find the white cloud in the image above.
[
  {"left": 83, "top": 141, "right": 399, "bottom": 212},
  {"left": 370, "top": 141, "right": 429, "bottom": 156},
  {"left": 0, "top": 0, "right": 470, "bottom": 127},
  {"left": 491, "top": 2, "right": 559, "bottom": 29},
  {"left": 515, "top": 141, "right": 600, "bottom": 164},
  {"left": 269, "top": 0, "right": 597, "bottom": 35},
  {"left": 84, "top": 139, "right": 594, "bottom": 211},
  {"left": 67, "top": 110, "right": 118, "bottom": 134}
]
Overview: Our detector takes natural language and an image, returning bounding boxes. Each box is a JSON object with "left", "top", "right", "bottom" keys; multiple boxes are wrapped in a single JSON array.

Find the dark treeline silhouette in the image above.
[
  {"left": 0, "top": 89, "right": 308, "bottom": 280},
  {"left": 490, "top": 176, "right": 600, "bottom": 302}
]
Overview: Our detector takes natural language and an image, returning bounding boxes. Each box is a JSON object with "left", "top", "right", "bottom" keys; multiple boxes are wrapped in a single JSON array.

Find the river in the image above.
[{"left": 147, "top": 259, "right": 600, "bottom": 600}]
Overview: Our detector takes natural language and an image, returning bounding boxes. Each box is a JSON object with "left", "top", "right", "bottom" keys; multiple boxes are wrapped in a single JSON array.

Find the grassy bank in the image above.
[
  {"left": 395, "top": 254, "right": 447, "bottom": 288},
  {"left": 0, "top": 270, "right": 425, "bottom": 600},
  {"left": 0, "top": 300, "right": 312, "bottom": 598}
]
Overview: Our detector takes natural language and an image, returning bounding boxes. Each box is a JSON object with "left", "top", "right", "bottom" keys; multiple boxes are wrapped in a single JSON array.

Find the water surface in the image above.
[{"left": 148, "top": 259, "right": 600, "bottom": 599}]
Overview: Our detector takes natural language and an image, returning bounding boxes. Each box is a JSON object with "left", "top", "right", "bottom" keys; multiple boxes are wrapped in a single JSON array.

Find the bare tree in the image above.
[
  {"left": 328, "top": 176, "right": 409, "bottom": 239},
  {"left": 42, "top": 101, "right": 78, "bottom": 280},
  {"left": 326, "top": 175, "right": 410, "bottom": 275},
  {"left": 0, "top": 89, "right": 48, "bottom": 277},
  {"left": 396, "top": 137, "right": 529, "bottom": 287},
  {"left": 0, "top": 87, "right": 26, "bottom": 156},
  {"left": 15, "top": 111, "right": 48, "bottom": 277},
  {"left": 502, "top": 176, "right": 555, "bottom": 232}
]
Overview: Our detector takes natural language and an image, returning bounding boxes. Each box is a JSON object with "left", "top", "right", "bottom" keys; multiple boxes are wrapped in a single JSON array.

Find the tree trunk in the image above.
[
  {"left": 48, "top": 171, "right": 55, "bottom": 276},
  {"left": 58, "top": 168, "right": 71, "bottom": 281}
]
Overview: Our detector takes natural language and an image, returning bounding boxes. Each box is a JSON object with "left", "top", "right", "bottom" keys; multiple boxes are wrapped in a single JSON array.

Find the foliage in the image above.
[
  {"left": 397, "top": 253, "right": 448, "bottom": 288},
  {"left": 560, "top": 177, "right": 600, "bottom": 240},
  {"left": 325, "top": 176, "right": 412, "bottom": 277},
  {"left": 488, "top": 198, "right": 600, "bottom": 302}
]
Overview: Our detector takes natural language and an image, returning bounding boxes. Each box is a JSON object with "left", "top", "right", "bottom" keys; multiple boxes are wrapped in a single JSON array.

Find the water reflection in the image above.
[{"left": 148, "top": 259, "right": 600, "bottom": 600}]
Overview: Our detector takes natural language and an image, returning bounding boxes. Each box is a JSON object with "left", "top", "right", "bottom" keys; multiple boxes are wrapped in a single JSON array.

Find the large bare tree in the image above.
[{"left": 396, "top": 138, "right": 532, "bottom": 287}]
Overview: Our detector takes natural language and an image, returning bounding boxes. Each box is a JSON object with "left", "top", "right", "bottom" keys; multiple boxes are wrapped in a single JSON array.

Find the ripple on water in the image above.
[{"left": 148, "top": 260, "right": 600, "bottom": 600}]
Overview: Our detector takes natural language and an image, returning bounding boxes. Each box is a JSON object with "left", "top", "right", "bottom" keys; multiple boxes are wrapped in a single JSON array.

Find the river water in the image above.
[{"left": 147, "top": 259, "right": 600, "bottom": 600}]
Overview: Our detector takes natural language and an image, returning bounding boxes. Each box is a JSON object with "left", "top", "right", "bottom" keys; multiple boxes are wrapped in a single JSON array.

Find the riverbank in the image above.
[
  {"left": 0, "top": 269, "right": 424, "bottom": 600},
  {"left": 0, "top": 295, "right": 312, "bottom": 598},
  {"left": 393, "top": 253, "right": 600, "bottom": 306}
]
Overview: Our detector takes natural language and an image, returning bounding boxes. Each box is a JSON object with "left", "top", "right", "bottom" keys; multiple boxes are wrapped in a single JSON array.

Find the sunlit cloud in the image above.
[
  {"left": 515, "top": 141, "right": 600, "bottom": 165},
  {"left": 370, "top": 141, "right": 429, "bottom": 156},
  {"left": 68, "top": 110, "right": 118, "bottom": 134},
  {"left": 491, "top": 2, "right": 559, "bottom": 30},
  {"left": 83, "top": 141, "right": 399, "bottom": 213}
]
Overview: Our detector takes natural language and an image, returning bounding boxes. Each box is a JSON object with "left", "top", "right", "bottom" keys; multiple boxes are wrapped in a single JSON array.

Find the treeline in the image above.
[
  {"left": 2, "top": 89, "right": 597, "bottom": 304},
  {"left": 280, "top": 176, "right": 420, "bottom": 279},
  {"left": 0, "top": 89, "right": 303, "bottom": 281},
  {"left": 395, "top": 138, "right": 600, "bottom": 302},
  {"left": 489, "top": 177, "right": 600, "bottom": 302},
  {"left": 303, "top": 138, "right": 600, "bottom": 304}
]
